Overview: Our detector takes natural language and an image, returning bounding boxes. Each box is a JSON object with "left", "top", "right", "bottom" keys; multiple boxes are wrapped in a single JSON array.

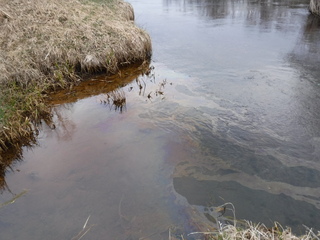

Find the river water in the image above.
[{"left": 1, "top": 0, "right": 320, "bottom": 239}]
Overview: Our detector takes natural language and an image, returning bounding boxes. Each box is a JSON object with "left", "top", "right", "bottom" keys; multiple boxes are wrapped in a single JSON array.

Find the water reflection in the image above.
[
  {"left": 100, "top": 89, "right": 127, "bottom": 113},
  {"left": 0, "top": 63, "right": 181, "bottom": 240},
  {"left": 0, "top": 139, "right": 35, "bottom": 193},
  {"left": 0, "top": 62, "right": 157, "bottom": 191},
  {"left": 288, "top": 14, "right": 320, "bottom": 144},
  {"left": 2, "top": 0, "right": 320, "bottom": 238},
  {"left": 163, "top": 0, "right": 231, "bottom": 19},
  {"left": 163, "top": 0, "right": 310, "bottom": 28},
  {"left": 155, "top": 0, "right": 320, "bottom": 233},
  {"left": 290, "top": 14, "right": 320, "bottom": 81},
  {"left": 48, "top": 61, "right": 151, "bottom": 105}
]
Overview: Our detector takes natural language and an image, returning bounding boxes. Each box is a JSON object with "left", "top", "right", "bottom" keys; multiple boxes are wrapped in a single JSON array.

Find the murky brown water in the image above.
[{"left": 1, "top": 0, "right": 320, "bottom": 239}]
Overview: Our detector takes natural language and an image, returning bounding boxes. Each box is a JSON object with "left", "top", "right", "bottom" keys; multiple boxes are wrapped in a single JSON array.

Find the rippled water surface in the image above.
[{"left": 1, "top": 0, "right": 320, "bottom": 239}]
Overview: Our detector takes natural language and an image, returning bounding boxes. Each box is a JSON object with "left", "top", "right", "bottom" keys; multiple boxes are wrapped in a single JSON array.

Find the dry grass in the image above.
[
  {"left": 0, "top": 0, "right": 152, "bottom": 178},
  {"left": 184, "top": 222, "right": 320, "bottom": 240},
  {"left": 310, "top": 0, "right": 320, "bottom": 15},
  {"left": 180, "top": 203, "right": 320, "bottom": 240}
]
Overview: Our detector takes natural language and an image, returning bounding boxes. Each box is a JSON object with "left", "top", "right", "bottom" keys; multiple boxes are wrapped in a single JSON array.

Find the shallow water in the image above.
[{"left": 1, "top": 0, "right": 320, "bottom": 238}]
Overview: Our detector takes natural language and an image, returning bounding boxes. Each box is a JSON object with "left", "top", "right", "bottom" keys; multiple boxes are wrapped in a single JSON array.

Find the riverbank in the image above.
[{"left": 0, "top": 0, "right": 151, "bottom": 172}]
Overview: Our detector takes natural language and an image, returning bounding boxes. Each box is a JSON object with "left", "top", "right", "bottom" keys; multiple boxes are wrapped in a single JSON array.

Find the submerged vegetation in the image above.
[
  {"left": 101, "top": 89, "right": 127, "bottom": 112},
  {"left": 0, "top": 0, "right": 152, "bottom": 176}
]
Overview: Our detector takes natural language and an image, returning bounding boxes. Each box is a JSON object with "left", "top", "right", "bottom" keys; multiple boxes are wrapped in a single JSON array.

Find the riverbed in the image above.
[{"left": 1, "top": 0, "right": 320, "bottom": 239}]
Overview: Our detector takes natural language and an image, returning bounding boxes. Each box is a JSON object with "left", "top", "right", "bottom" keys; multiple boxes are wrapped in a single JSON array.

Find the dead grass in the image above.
[
  {"left": 187, "top": 222, "right": 320, "bottom": 240},
  {"left": 183, "top": 222, "right": 320, "bottom": 240},
  {"left": 0, "top": 0, "right": 152, "bottom": 176},
  {"left": 180, "top": 203, "right": 320, "bottom": 240},
  {"left": 310, "top": 0, "right": 320, "bottom": 16}
]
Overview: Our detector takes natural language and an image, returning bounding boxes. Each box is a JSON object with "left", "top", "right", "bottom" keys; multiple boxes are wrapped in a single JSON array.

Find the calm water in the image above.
[{"left": 1, "top": 0, "right": 320, "bottom": 239}]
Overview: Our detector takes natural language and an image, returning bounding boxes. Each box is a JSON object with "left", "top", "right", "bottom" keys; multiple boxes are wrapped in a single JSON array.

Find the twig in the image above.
[
  {"left": 217, "top": 202, "right": 237, "bottom": 228},
  {"left": 83, "top": 215, "right": 90, "bottom": 229},
  {"left": 0, "top": 189, "right": 28, "bottom": 209},
  {"left": 303, "top": 225, "right": 320, "bottom": 240},
  {"left": 71, "top": 226, "right": 93, "bottom": 240},
  {"left": 71, "top": 215, "right": 94, "bottom": 240},
  {"left": 44, "top": 49, "right": 51, "bottom": 60},
  {"left": 0, "top": 9, "right": 13, "bottom": 19},
  {"left": 73, "top": 227, "right": 92, "bottom": 240}
]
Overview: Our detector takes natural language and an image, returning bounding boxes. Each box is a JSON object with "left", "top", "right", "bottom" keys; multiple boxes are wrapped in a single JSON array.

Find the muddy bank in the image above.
[{"left": 0, "top": 0, "right": 152, "bottom": 174}]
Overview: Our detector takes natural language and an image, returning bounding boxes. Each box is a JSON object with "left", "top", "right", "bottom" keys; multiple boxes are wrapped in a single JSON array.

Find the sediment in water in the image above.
[{"left": 0, "top": 0, "right": 152, "bottom": 184}]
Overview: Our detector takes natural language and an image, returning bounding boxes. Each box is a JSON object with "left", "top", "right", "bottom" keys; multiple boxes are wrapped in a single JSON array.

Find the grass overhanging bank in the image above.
[{"left": 0, "top": 0, "right": 152, "bottom": 172}]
